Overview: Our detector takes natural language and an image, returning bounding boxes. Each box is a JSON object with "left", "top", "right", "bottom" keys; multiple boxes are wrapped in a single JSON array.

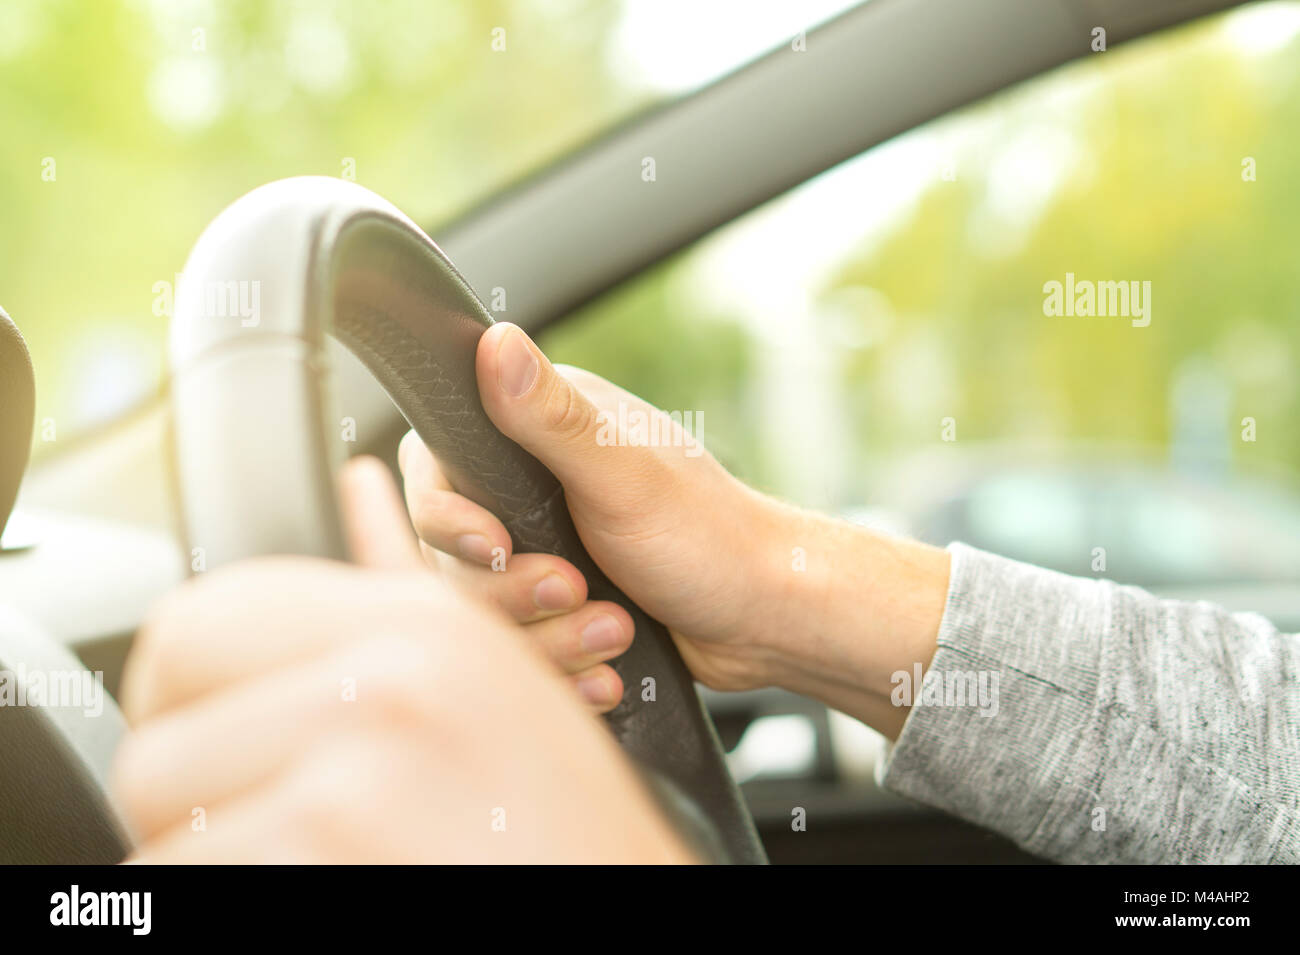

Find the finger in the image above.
[
  {"left": 115, "top": 633, "right": 442, "bottom": 840},
  {"left": 476, "top": 323, "right": 640, "bottom": 488},
  {"left": 120, "top": 560, "right": 454, "bottom": 723},
  {"left": 446, "top": 552, "right": 587, "bottom": 623},
  {"left": 553, "top": 363, "right": 633, "bottom": 404},
  {"left": 398, "top": 429, "right": 513, "bottom": 567},
  {"left": 569, "top": 663, "right": 624, "bottom": 713},
  {"left": 133, "top": 726, "right": 446, "bottom": 864},
  {"left": 397, "top": 428, "right": 450, "bottom": 491},
  {"left": 130, "top": 786, "right": 316, "bottom": 864},
  {"left": 418, "top": 539, "right": 456, "bottom": 573},
  {"left": 521, "top": 601, "right": 633, "bottom": 674},
  {"left": 338, "top": 455, "right": 422, "bottom": 571}
]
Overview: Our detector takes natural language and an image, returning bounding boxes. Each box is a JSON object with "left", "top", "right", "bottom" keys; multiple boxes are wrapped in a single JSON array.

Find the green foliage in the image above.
[
  {"left": 1, "top": 0, "right": 638, "bottom": 440},
  {"left": 825, "top": 15, "right": 1300, "bottom": 484}
]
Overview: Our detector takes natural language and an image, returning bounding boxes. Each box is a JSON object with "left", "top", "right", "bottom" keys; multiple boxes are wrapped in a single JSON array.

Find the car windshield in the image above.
[{"left": 2, "top": 0, "right": 864, "bottom": 451}]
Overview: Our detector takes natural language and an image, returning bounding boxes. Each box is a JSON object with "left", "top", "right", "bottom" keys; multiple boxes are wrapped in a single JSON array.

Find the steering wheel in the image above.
[{"left": 168, "top": 177, "right": 766, "bottom": 864}]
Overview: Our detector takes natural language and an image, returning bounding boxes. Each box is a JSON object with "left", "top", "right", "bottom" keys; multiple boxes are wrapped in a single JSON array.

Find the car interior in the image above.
[{"left": 1, "top": 0, "right": 1293, "bottom": 863}]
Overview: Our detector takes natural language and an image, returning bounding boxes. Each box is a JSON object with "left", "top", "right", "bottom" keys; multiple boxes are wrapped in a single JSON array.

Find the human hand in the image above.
[
  {"left": 112, "top": 456, "right": 694, "bottom": 863},
  {"left": 399, "top": 323, "right": 953, "bottom": 739},
  {"left": 399, "top": 322, "right": 789, "bottom": 695}
]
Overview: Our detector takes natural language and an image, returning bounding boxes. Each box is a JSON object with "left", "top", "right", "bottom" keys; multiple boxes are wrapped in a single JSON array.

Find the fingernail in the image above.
[
  {"left": 581, "top": 615, "right": 627, "bottom": 655},
  {"left": 456, "top": 533, "right": 495, "bottom": 565},
  {"left": 533, "top": 574, "right": 577, "bottom": 611},
  {"left": 577, "top": 674, "right": 615, "bottom": 706},
  {"left": 497, "top": 326, "right": 538, "bottom": 398}
]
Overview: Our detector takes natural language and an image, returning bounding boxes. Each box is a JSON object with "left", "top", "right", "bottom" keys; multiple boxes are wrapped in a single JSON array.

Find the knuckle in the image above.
[
  {"left": 541, "top": 379, "right": 591, "bottom": 440},
  {"left": 448, "top": 564, "right": 516, "bottom": 615},
  {"left": 130, "top": 562, "right": 261, "bottom": 676},
  {"left": 286, "top": 735, "right": 393, "bottom": 846},
  {"left": 109, "top": 737, "right": 154, "bottom": 819},
  {"left": 129, "top": 586, "right": 199, "bottom": 690},
  {"left": 547, "top": 622, "right": 587, "bottom": 664},
  {"left": 349, "top": 635, "right": 443, "bottom": 728},
  {"left": 411, "top": 493, "right": 450, "bottom": 539}
]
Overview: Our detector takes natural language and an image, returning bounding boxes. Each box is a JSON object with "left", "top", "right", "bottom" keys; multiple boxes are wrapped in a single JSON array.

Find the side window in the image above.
[{"left": 541, "top": 3, "right": 1300, "bottom": 587}]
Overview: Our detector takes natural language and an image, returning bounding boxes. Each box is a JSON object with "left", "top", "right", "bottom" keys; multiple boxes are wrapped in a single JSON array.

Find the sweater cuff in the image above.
[{"left": 877, "top": 542, "right": 1109, "bottom": 854}]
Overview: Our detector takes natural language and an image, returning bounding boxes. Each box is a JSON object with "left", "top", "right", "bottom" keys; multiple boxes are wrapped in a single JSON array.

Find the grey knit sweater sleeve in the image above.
[{"left": 877, "top": 543, "right": 1300, "bottom": 863}]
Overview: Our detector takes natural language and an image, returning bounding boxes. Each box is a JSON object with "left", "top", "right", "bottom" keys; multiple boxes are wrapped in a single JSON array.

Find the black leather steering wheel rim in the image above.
[{"left": 168, "top": 177, "right": 765, "bottom": 864}]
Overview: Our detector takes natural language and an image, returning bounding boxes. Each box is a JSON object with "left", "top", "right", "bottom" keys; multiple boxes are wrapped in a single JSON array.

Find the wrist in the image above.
[{"left": 743, "top": 495, "right": 952, "bottom": 737}]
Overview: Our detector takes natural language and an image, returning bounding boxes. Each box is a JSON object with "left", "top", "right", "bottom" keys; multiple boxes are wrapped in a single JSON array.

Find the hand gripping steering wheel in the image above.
[{"left": 168, "top": 177, "right": 766, "bottom": 864}]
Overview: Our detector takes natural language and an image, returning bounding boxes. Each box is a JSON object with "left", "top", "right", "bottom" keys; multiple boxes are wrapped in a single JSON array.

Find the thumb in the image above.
[
  {"left": 476, "top": 323, "right": 611, "bottom": 488},
  {"left": 337, "top": 455, "right": 424, "bottom": 571}
]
